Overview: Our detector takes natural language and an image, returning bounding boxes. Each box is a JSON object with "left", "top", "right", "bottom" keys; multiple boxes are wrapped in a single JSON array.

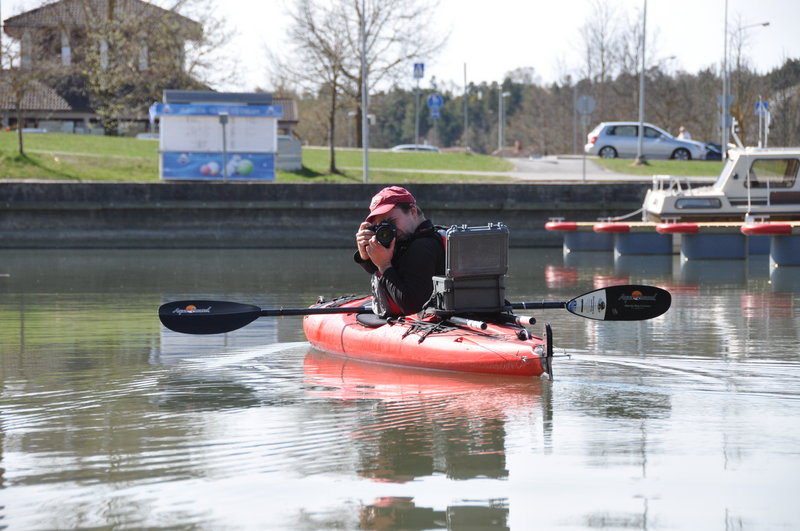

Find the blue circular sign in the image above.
[{"left": 427, "top": 94, "right": 443, "bottom": 109}]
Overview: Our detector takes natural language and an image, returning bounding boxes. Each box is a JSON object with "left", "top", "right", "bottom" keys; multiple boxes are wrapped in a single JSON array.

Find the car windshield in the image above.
[{"left": 644, "top": 127, "right": 662, "bottom": 138}]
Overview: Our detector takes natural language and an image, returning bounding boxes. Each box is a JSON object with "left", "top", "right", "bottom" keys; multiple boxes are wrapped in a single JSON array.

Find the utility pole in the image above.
[
  {"left": 498, "top": 90, "right": 510, "bottom": 153},
  {"left": 463, "top": 63, "right": 468, "bottom": 148},
  {"left": 361, "top": 0, "right": 369, "bottom": 182},
  {"left": 414, "top": 76, "right": 420, "bottom": 147},
  {"left": 635, "top": 0, "right": 647, "bottom": 165},
  {"left": 721, "top": 0, "right": 729, "bottom": 159}
]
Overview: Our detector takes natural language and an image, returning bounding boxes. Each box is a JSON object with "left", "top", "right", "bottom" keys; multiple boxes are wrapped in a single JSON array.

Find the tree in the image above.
[
  {"left": 766, "top": 58, "right": 800, "bottom": 147},
  {"left": 0, "top": 36, "right": 62, "bottom": 154},
  {"left": 578, "top": 0, "right": 619, "bottom": 115},
  {"left": 275, "top": 0, "right": 350, "bottom": 173},
  {"left": 276, "top": 0, "right": 445, "bottom": 172},
  {"left": 65, "top": 0, "right": 212, "bottom": 134},
  {"left": 338, "top": 0, "right": 445, "bottom": 148}
]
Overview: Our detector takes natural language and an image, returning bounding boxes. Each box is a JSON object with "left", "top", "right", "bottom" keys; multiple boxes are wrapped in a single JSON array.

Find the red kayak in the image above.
[{"left": 302, "top": 296, "right": 551, "bottom": 377}]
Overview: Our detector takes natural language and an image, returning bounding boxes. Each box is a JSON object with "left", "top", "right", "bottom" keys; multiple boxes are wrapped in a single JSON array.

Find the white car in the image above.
[
  {"left": 389, "top": 144, "right": 440, "bottom": 153},
  {"left": 585, "top": 122, "right": 707, "bottom": 160}
]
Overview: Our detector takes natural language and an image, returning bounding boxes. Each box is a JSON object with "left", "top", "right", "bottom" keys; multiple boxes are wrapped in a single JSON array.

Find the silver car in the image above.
[{"left": 585, "top": 122, "right": 706, "bottom": 160}]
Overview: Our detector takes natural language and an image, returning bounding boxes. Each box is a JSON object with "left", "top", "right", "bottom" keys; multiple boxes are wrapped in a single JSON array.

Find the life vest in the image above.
[{"left": 371, "top": 224, "right": 446, "bottom": 317}]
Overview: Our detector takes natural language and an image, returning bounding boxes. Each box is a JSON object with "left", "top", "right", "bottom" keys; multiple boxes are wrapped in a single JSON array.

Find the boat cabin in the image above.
[{"left": 643, "top": 147, "right": 800, "bottom": 222}]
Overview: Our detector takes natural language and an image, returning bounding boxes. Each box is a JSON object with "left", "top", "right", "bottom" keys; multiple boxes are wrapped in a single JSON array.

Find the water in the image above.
[{"left": 1, "top": 248, "right": 800, "bottom": 530}]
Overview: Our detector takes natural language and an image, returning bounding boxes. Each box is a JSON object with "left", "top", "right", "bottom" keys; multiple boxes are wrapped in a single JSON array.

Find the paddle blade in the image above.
[
  {"left": 566, "top": 285, "right": 671, "bottom": 321},
  {"left": 159, "top": 300, "right": 261, "bottom": 334}
]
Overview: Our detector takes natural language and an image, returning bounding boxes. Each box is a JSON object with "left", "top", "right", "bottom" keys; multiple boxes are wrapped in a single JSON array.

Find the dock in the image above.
[{"left": 546, "top": 220, "right": 800, "bottom": 267}]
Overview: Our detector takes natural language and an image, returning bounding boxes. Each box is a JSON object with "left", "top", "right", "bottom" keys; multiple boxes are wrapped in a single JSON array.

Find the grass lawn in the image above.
[
  {"left": 0, "top": 133, "right": 516, "bottom": 183},
  {"left": 0, "top": 132, "right": 724, "bottom": 182},
  {"left": 285, "top": 147, "right": 515, "bottom": 183},
  {"left": 0, "top": 133, "right": 160, "bottom": 181},
  {"left": 593, "top": 157, "right": 724, "bottom": 177}
]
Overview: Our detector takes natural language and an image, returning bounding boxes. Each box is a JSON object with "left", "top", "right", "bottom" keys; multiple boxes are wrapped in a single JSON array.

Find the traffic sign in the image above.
[
  {"left": 717, "top": 94, "right": 735, "bottom": 108},
  {"left": 430, "top": 108, "right": 440, "bottom": 119},
  {"left": 427, "top": 93, "right": 443, "bottom": 109},
  {"left": 413, "top": 63, "right": 424, "bottom": 79},
  {"left": 755, "top": 101, "right": 769, "bottom": 116},
  {"left": 576, "top": 95, "right": 595, "bottom": 115}
]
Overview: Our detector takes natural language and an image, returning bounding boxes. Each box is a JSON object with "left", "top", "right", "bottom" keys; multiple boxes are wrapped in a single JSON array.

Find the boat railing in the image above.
[
  {"left": 651, "top": 175, "right": 692, "bottom": 193},
  {"left": 650, "top": 174, "right": 716, "bottom": 193}
]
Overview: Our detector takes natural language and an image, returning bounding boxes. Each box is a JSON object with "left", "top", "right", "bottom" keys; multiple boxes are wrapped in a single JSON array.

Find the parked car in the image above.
[
  {"left": 390, "top": 144, "right": 440, "bottom": 153},
  {"left": 704, "top": 142, "right": 722, "bottom": 160},
  {"left": 585, "top": 122, "right": 707, "bottom": 160}
]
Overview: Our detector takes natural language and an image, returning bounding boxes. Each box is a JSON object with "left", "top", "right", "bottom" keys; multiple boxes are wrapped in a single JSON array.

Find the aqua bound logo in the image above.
[
  {"left": 173, "top": 304, "right": 212, "bottom": 315},
  {"left": 618, "top": 290, "right": 657, "bottom": 302}
]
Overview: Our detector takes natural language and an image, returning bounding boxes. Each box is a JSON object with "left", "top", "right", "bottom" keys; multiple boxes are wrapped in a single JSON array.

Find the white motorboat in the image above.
[{"left": 643, "top": 145, "right": 800, "bottom": 222}]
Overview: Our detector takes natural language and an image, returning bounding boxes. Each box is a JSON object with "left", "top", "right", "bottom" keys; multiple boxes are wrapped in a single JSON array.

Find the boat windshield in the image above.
[{"left": 745, "top": 158, "right": 800, "bottom": 189}]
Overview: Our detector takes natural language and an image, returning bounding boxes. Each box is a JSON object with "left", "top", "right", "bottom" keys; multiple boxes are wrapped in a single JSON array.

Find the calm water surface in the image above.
[{"left": 1, "top": 248, "right": 799, "bottom": 530}]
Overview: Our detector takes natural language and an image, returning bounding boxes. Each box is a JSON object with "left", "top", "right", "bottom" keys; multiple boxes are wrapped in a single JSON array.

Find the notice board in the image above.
[{"left": 152, "top": 103, "right": 283, "bottom": 180}]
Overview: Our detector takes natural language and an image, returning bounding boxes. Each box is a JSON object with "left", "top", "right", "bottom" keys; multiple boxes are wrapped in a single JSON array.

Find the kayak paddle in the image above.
[
  {"left": 159, "top": 300, "right": 371, "bottom": 335},
  {"left": 511, "top": 284, "right": 671, "bottom": 321},
  {"left": 159, "top": 284, "right": 670, "bottom": 335}
]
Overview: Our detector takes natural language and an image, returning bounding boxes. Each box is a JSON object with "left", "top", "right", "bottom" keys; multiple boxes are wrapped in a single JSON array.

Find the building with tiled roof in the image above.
[
  {"left": 1, "top": 0, "right": 203, "bottom": 133},
  {"left": 1, "top": 0, "right": 300, "bottom": 138},
  {"left": 0, "top": 80, "right": 72, "bottom": 111}
]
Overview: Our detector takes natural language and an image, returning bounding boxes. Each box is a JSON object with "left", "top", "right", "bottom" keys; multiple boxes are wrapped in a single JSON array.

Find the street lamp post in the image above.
[
  {"left": 720, "top": 0, "right": 769, "bottom": 158},
  {"left": 218, "top": 112, "right": 229, "bottom": 181},
  {"left": 463, "top": 63, "right": 468, "bottom": 148},
  {"left": 360, "top": 0, "right": 369, "bottom": 183},
  {"left": 498, "top": 90, "right": 510, "bottom": 153},
  {"left": 635, "top": 0, "right": 647, "bottom": 165}
]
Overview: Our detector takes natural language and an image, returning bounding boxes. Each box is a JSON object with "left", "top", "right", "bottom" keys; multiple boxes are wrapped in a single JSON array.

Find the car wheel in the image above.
[
  {"left": 599, "top": 146, "right": 617, "bottom": 158},
  {"left": 672, "top": 148, "right": 691, "bottom": 161}
]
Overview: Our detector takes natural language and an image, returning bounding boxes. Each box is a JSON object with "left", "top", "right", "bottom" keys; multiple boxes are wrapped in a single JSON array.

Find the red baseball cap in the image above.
[{"left": 366, "top": 186, "right": 416, "bottom": 222}]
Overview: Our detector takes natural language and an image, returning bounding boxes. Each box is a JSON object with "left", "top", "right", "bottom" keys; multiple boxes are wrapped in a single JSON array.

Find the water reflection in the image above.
[
  {"left": 563, "top": 250, "right": 615, "bottom": 269},
  {"left": 1, "top": 248, "right": 800, "bottom": 530},
  {"left": 304, "top": 351, "right": 550, "bottom": 482},
  {"left": 613, "top": 254, "right": 673, "bottom": 277},
  {"left": 678, "top": 258, "right": 747, "bottom": 285},
  {"left": 360, "top": 497, "right": 509, "bottom": 530},
  {"left": 770, "top": 266, "right": 800, "bottom": 292}
]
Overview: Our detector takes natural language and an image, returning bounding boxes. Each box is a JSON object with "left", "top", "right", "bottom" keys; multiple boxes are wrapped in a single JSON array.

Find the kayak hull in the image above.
[{"left": 302, "top": 297, "right": 547, "bottom": 377}]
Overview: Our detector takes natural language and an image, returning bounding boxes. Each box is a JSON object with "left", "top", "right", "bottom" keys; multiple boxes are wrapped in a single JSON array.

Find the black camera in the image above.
[{"left": 369, "top": 221, "right": 396, "bottom": 248}]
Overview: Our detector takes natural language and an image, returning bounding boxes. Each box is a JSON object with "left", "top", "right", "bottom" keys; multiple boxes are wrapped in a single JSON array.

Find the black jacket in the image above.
[{"left": 355, "top": 219, "right": 445, "bottom": 315}]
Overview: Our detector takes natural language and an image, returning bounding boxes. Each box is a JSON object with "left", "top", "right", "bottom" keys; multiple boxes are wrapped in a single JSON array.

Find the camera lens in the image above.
[{"left": 372, "top": 221, "right": 396, "bottom": 248}]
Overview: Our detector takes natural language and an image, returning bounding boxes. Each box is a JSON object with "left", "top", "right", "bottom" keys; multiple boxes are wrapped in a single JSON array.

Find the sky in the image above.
[
  {"left": 216, "top": 0, "right": 800, "bottom": 92},
  {"left": 4, "top": 0, "right": 800, "bottom": 92}
]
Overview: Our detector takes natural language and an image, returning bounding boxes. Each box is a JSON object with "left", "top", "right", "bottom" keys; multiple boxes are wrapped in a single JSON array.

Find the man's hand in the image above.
[
  {"left": 366, "top": 236, "right": 395, "bottom": 273},
  {"left": 356, "top": 222, "right": 374, "bottom": 261}
]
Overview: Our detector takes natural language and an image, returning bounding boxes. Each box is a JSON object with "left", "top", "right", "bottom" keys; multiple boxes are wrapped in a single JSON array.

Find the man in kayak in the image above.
[{"left": 355, "top": 186, "right": 445, "bottom": 317}]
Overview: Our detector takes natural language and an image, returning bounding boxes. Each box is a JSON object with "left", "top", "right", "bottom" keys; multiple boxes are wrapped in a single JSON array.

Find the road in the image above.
[
  {"left": 345, "top": 154, "right": 719, "bottom": 184},
  {"left": 504, "top": 155, "right": 636, "bottom": 181},
  {"left": 346, "top": 155, "right": 652, "bottom": 182}
]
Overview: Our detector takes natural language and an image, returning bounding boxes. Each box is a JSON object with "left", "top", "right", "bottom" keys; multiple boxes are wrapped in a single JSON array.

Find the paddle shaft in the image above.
[
  {"left": 261, "top": 307, "right": 370, "bottom": 317},
  {"left": 510, "top": 301, "right": 566, "bottom": 310}
]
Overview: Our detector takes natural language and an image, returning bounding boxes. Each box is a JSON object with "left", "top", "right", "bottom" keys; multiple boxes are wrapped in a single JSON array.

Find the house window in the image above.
[
  {"left": 61, "top": 31, "right": 72, "bottom": 66},
  {"left": 100, "top": 39, "right": 109, "bottom": 69},
  {"left": 22, "top": 31, "right": 32, "bottom": 68},
  {"left": 139, "top": 43, "right": 148, "bottom": 70}
]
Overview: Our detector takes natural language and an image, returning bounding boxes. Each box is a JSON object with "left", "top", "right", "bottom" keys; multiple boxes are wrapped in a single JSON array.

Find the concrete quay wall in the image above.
[{"left": 0, "top": 181, "right": 649, "bottom": 248}]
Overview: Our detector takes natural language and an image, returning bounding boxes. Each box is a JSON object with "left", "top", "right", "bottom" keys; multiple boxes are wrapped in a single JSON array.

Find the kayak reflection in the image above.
[
  {"left": 360, "top": 497, "right": 509, "bottom": 530},
  {"left": 304, "top": 349, "right": 552, "bottom": 482}
]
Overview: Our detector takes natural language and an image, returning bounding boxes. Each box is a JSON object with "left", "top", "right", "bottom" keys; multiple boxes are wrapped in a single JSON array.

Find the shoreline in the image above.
[{"left": 0, "top": 181, "right": 649, "bottom": 248}]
